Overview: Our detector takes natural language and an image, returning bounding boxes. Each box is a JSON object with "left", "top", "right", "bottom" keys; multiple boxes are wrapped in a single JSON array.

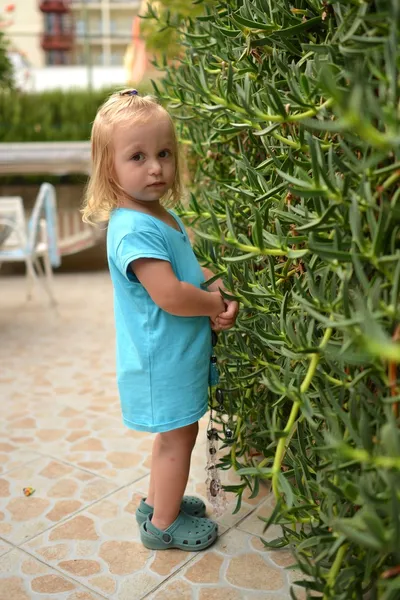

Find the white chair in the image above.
[{"left": 0, "top": 184, "right": 60, "bottom": 304}]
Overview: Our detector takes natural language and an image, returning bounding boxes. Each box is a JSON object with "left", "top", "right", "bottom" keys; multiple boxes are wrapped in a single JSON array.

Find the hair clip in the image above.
[{"left": 119, "top": 89, "right": 139, "bottom": 96}]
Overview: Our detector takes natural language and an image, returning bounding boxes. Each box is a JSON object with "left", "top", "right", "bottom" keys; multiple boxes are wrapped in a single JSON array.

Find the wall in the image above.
[
  {"left": 6, "top": 0, "right": 44, "bottom": 68},
  {"left": 30, "top": 65, "right": 126, "bottom": 91}
]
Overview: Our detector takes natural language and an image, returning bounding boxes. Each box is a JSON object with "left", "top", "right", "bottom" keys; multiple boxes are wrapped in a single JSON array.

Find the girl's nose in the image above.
[{"left": 149, "top": 159, "right": 162, "bottom": 175}]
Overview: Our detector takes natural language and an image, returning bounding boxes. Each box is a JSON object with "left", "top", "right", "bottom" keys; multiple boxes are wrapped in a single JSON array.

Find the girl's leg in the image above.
[
  {"left": 145, "top": 433, "right": 161, "bottom": 507},
  {"left": 147, "top": 421, "right": 199, "bottom": 531}
]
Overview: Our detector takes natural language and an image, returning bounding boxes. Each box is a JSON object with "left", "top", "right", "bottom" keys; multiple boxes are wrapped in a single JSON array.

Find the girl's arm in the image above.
[
  {"left": 201, "top": 267, "right": 225, "bottom": 292},
  {"left": 132, "top": 258, "right": 225, "bottom": 319},
  {"left": 201, "top": 266, "right": 239, "bottom": 331}
]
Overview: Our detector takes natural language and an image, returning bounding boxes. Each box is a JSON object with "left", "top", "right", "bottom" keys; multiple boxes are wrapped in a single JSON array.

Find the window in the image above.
[
  {"left": 89, "top": 19, "right": 102, "bottom": 36},
  {"left": 75, "top": 19, "right": 86, "bottom": 38},
  {"left": 62, "top": 14, "right": 72, "bottom": 33},
  {"left": 73, "top": 50, "right": 86, "bottom": 65},
  {"left": 91, "top": 51, "right": 104, "bottom": 65},
  {"left": 44, "top": 13, "right": 71, "bottom": 35},
  {"left": 45, "top": 13, "right": 57, "bottom": 34},
  {"left": 110, "top": 51, "right": 124, "bottom": 66},
  {"left": 45, "top": 50, "right": 69, "bottom": 65}
]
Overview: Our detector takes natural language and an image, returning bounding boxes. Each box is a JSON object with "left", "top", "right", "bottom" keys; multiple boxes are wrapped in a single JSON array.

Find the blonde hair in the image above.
[{"left": 81, "top": 90, "right": 183, "bottom": 224}]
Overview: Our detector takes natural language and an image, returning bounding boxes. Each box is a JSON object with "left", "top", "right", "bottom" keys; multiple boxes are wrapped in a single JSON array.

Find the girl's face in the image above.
[{"left": 113, "top": 114, "right": 176, "bottom": 205}]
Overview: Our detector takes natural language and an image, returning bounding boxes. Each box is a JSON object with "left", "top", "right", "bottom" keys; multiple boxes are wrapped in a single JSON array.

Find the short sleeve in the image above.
[{"left": 115, "top": 229, "right": 170, "bottom": 281}]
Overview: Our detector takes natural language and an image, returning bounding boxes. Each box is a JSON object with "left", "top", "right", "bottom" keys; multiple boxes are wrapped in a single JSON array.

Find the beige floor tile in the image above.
[
  {"left": 0, "top": 457, "right": 118, "bottom": 544},
  {"left": 0, "top": 539, "right": 13, "bottom": 559},
  {"left": 55, "top": 449, "right": 150, "bottom": 485},
  {"left": 0, "top": 548, "right": 106, "bottom": 600},
  {"left": 236, "top": 496, "right": 282, "bottom": 541},
  {"left": 241, "top": 594, "right": 294, "bottom": 600},
  {"left": 147, "top": 527, "right": 291, "bottom": 599},
  {"left": 23, "top": 484, "right": 195, "bottom": 599},
  {"left": 0, "top": 449, "right": 42, "bottom": 476},
  {"left": 149, "top": 579, "right": 194, "bottom": 599},
  {"left": 1, "top": 400, "right": 151, "bottom": 485}
]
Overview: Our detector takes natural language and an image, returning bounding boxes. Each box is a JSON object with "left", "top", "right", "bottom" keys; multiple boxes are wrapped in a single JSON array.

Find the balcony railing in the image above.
[
  {"left": 70, "top": 0, "right": 101, "bottom": 4},
  {"left": 75, "top": 30, "right": 103, "bottom": 41},
  {"left": 39, "top": 0, "right": 71, "bottom": 13},
  {"left": 41, "top": 32, "right": 74, "bottom": 50},
  {"left": 70, "top": 0, "right": 139, "bottom": 4}
]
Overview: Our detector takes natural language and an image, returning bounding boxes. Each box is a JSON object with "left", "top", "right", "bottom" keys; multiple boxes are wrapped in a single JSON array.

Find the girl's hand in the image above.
[
  {"left": 211, "top": 300, "right": 239, "bottom": 331},
  {"left": 209, "top": 291, "right": 226, "bottom": 322}
]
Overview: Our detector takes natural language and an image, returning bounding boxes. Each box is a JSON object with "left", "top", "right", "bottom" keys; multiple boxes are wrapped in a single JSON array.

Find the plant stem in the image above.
[
  {"left": 271, "top": 328, "right": 333, "bottom": 500},
  {"left": 323, "top": 544, "right": 348, "bottom": 599},
  {"left": 373, "top": 170, "right": 400, "bottom": 200},
  {"left": 389, "top": 324, "right": 400, "bottom": 417}
]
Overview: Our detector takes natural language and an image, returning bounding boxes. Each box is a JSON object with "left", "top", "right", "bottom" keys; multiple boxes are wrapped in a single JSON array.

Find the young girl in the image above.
[{"left": 82, "top": 89, "right": 238, "bottom": 552}]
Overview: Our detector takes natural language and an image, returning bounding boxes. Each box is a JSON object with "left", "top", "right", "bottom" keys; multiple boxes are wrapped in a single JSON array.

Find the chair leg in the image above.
[
  {"left": 41, "top": 252, "right": 56, "bottom": 306},
  {"left": 25, "top": 258, "right": 38, "bottom": 301},
  {"left": 34, "top": 257, "right": 44, "bottom": 276},
  {"left": 31, "top": 256, "right": 55, "bottom": 307}
]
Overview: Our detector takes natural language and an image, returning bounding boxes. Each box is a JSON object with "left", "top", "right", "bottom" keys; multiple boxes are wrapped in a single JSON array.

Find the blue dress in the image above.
[{"left": 107, "top": 208, "right": 211, "bottom": 433}]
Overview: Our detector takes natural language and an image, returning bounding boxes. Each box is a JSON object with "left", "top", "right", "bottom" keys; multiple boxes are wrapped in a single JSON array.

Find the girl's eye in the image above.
[
  {"left": 159, "top": 150, "right": 171, "bottom": 158},
  {"left": 131, "top": 153, "right": 145, "bottom": 162}
]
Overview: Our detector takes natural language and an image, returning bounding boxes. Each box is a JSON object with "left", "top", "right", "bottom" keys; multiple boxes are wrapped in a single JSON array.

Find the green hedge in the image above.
[
  {"left": 0, "top": 84, "right": 152, "bottom": 142},
  {"left": 148, "top": 0, "right": 400, "bottom": 598}
]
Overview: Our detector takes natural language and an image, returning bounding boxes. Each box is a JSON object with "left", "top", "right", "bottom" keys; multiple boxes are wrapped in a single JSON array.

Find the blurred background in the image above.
[
  {"left": 0, "top": 0, "right": 157, "bottom": 274},
  {"left": 6, "top": 0, "right": 151, "bottom": 91}
]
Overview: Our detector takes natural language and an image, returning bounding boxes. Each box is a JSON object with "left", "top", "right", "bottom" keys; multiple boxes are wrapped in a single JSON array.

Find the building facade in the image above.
[
  {"left": 6, "top": 0, "right": 140, "bottom": 68},
  {"left": 72, "top": 0, "right": 140, "bottom": 67}
]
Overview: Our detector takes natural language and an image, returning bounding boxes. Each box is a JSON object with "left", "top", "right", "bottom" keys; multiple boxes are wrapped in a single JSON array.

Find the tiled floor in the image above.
[{"left": 0, "top": 273, "right": 301, "bottom": 599}]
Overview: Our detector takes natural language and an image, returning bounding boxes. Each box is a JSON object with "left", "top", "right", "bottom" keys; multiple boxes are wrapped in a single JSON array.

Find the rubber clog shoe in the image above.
[
  {"left": 140, "top": 511, "right": 218, "bottom": 551},
  {"left": 135, "top": 496, "right": 206, "bottom": 526}
]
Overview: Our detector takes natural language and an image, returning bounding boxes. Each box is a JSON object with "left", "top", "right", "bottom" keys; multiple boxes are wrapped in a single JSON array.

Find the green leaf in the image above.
[
  {"left": 306, "top": 132, "right": 321, "bottom": 187},
  {"left": 381, "top": 423, "right": 400, "bottom": 457},
  {"left": 278, "top": 473, "right": 294, "bottom": 508},
  {"left": 391, "top": 257, "right": 400, "bottom": 310},
  {"left": 231, "top": 13, "right": 277, "bottom": 32},
  {"left": 334, "top": 520, "right": 383, "bottom": 551},
  {"left": 252, "top": 208, "right": 264, "bottom": 250},
  {"left": 226, "top": 62, "right": 234, "bottom": 97},
  {"left": 362, "top": 512, "right": 386, "bottom": 544},
  {"left": 349, "top": 193, "right": 364, "bottom": 250},
  {"left": 296, "top": 204, "right": 338, "bottom": 232},
  {"left": 212, "top": 24, "right": 241, "bottom": 38},
  {"left": 198, "top": 61, "right": 209, "bottom": 92},
  {"left": 274, "top": 16, "right": 322, "bottom": 37},
  {"left": 225, "top": 203, "right": 236, "bottom": 238},
  {"left": 266, "top": 83, "right": 287, "bottom": 118},
  {"left": 222, "top": 252, "right": 258, "bottom": 262},
  {"left": 287, "top": 249, "right": 309, "bottom": 259},
  {"left": 276, "top": 169, "right": 313, "bottom": 189},
  {"left": 371, "top": 204, "right": 388, "bottom": 257}
]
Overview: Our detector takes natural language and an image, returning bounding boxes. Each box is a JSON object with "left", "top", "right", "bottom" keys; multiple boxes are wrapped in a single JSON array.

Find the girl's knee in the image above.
[
  {"left": 159, "top": 422, "right": 199, "bottom": 450},
  {"left": 183, "top": 421, "right": 199, "bottom": 447}
]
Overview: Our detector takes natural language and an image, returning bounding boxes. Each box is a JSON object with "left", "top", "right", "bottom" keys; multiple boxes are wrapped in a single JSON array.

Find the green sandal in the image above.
[
  {"left": 140, "top": 511, "right": 218, "bottom": 551},
  {"left": 135, "top": 496, "right": 206, "bottom": 526}
]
